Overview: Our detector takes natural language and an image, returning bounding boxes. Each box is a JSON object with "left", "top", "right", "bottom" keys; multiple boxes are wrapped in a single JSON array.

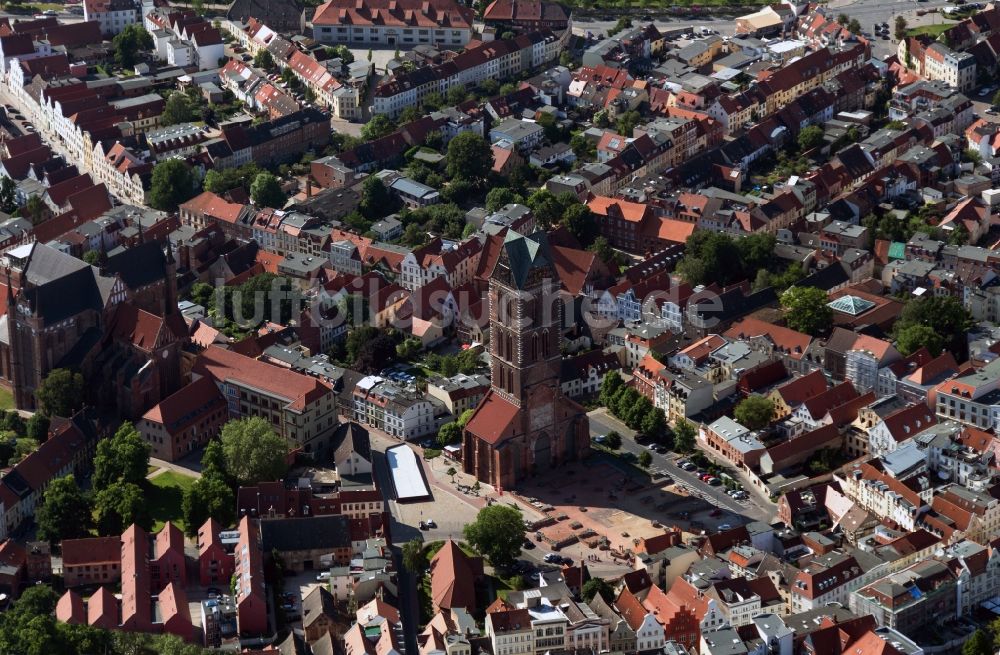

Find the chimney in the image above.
[{"left": 306, "top": 179, "right": 313, "bottom": 199}]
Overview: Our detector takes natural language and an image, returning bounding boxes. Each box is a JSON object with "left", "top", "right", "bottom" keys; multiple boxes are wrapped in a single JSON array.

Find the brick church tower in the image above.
[{"left": 462, "top": 230, "right": 590, "bottom": 490}]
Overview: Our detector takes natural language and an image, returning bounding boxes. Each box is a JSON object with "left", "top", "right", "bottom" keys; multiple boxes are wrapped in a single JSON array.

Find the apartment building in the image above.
[
  {"left": 310, "top": 0, "right": 474, "bottom": 47},
  {"left": 353, "top": 376, "right": 440, "bottom": 440},
  {"left": 193, "top": 345, "right": 339, "bottom": 456},
  {"left": 790, "top": 551, "right": 866, "bottom": 613},
  {"left": 399, "top": 237, "right": 482, "bottom": 291},
  {"left": 60, "top": 536, "right": 122, "bottom": 587},
  {"left": 934, "top": 358, "right": 1000, "bottom": 430},
  {"left": 138, "top": 377, "right": 229, "bottom": 462},
  {"left": 922, "top": 42, "right": 976, "bottom": 92}
]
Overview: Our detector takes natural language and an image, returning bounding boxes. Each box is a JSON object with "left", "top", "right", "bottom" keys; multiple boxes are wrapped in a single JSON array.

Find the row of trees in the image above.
[
  {"left": 676, "top": 231, "right": 776, "bottom": 287},
  {"left": 0, "top": 586, "right": 208, "bottom": 655},
  {"left": 599, "top": 373, "right": 668, "bottom": 441},
  {"left": 36, "top": 422, "right": 151, "bottom": 543}
]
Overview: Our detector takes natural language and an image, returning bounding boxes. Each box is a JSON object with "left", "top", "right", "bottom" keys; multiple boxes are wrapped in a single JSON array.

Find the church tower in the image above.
[
  {"left": 488, "top": 230, "right": 562, "bottom": 407},
  {"left": 462, "top": 230, "right": 590, "bottom": 490}
]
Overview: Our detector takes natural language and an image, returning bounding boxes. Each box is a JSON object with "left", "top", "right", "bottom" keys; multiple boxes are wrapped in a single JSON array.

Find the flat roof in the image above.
[{"left": 386, "top": 444, "right": 431, "bottom": 501}]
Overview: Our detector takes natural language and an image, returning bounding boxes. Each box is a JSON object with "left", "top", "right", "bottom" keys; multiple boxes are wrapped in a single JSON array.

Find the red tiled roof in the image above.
[
  {"left": 801, "top": 381, "right": 858, "bottom": 420},
  {"left": 61, "top": 536, "right": 121, "bottom": 566},
  {"left": 429, "top": 540, "right": 483, "bottom": 610},
  {"left": 193, "top": 345, "right": 331, "bottom": 412},
  {"left": 463, "top": 390, "right": 520, "bottom": 446},
  {"left": 724, "top": 317, "right": 812, "bottom": 360}
]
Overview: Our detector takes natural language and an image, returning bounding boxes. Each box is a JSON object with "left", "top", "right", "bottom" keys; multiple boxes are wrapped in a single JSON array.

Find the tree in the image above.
[
  {"left": 582, "top": 578, "right": 613, "bottom": 602},
  {"left": 401, "top": 538, "right": 427, "bottom": 573},
  {"left": 201, "top": 438, "right": 228, "bottom": 482},
  {"left": 962, "top": 630, "right": 992, "bottom": 655},
  {"left": 570, "top": 132, "right": 595, "bottom": 160},
  {"left": 249, "top": 172, "right": 285, "bottom": 209},
  {"left": 360, "top": 175, "right": 398, "bottom": 219},
  {"left": 463, "top": 504, "right": 525, "bottom": 568},
  {"left": 641, "top": 407, "right": 668, "bottom": 441},
  {"left": 615, "top": 110, "right": 641, "bottom": 137},
  {"left": 486, "top": 187, "right": 525, "bottom": 212},
  {"left": 220, "top": 417, "right": 288, "bottom": 485},
  {"left": 847, "top": 18, "right": 861, "bottom": 34},
  {"left": 35, "top": 475, "right": 92, "bottom": 544},
  {"left": 604, "top": 431, "right": 622, "bottom": 449},
  {"left": 0, "top": 176, "right": 15, "bottom": 213},
  {"left": 112, "top": 24, "right": 153, "bottom": 69},
  {"left": 181, "top": 475, "right": 235, "bottom": 537},
  {"left": 361, "top": 114, "right": 395, "bottom": 141},
  {"left": 36, "top": 368, "right": 84, "bottom": 417},
  {"left": 24, "top": 195, "right": 45, "bottom": 224},
  {"left": 895, "top": 323, "right": 944, "bottom": 357},
  {"left": 894, "top": 295, "right": 973, "bottom": 360},
  {"left": 781, "top": 286, "right": 833, "bottom": 336},
  {"left": 561, "top": 202, "right": 598, "bottom": 247},
  {"left": 437, "top": 422, "right": 462, "bottom": 447},
  {"left": 253, "top": 49, "right": 275, "bottom": 70},
  {"left": 446, "top": 131, "right": 492, "bottom": 183},
  {"left": 93, "top": 422, "right": 150, "bottom": 491},
  {"left": 674, "top": 419, "right": 696, "bottom": 453},
  {"left": 148, "top": 159, "right": 196, "bottom": 211},
  {"left": 94, "top": 481, "right": 149, "bottom": 535},
  {"left": 161, "top": 92, "right": 194, "bottom": 125},
  {"left": 894, "top": 15, "right": 908, "bottom": 41},
  {"left": 600, "top": 371, "right": 624, "bottom": 407},
  {"left": 734, "top": 395, "right": 775, "bottom": 430},
  {"left": 25, "top": 414, "right": 49, "bottom": 442},
  {"left": 638, "top": 450, "right": 653, "bottom": 468},
  {"left": 447, "top": 84, "right": 469, "bottom": 106},
  {"left": 446, "top": 466, "right": 457, "bottom": 482},
  {"left": 797, "top": 124, "right": 825, "bottom": 152}
]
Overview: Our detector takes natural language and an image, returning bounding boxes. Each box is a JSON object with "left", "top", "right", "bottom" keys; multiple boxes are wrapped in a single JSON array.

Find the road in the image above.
[{"left": 586, "top": 409, "right": 777, "bottom": 525}]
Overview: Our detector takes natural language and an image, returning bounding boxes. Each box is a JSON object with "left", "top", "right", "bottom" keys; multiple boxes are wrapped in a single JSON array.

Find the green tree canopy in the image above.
[
  {"left": 894, "top": 295, "right": 974, "bottom": 360},
  {"left": 437, "top": 422, "right": 462, "bottom": 447},
  {"left": 561, "top": 203, "right": 598, "bottom": 247},
  {"left": 674, "top": 419, "right": 696, "bottom": 453},
  {"left": 360, "top": 175, "right": 398, "bottom": 219},
  {"left": 781, "top": 286, "right": 833, "bottom": 336},
  {"left": 485, "top": 187, "right": 525, "bottom": 212},
  {"left": 25, "top": 414, "right": 49, "bottom": 442},
  {"left": 962, "top": 630, "right": 992, "bottom": 655},
  {"left": 361, "top": 114, "right": 395, "bottom": 141},
  {"left": 93, "top": 422, "right": 150, "bottom": 492},
  {"left": 148, "top": 159, "right": 196, "bottom": 211},
  {"left": 797, "top": 125, "right": 825, "bottom": 152},
  {"left": 250, "top": 172, "right": 285, "bottom": 209},
  {"left": 734, "top": 395, "right": 775, "bottom": 430},
  {"left": 112, "top": 24, "right": 153, "bottom": 69},
  {"left": 36, "top": 368, "right": 84, "bottom": 417},
  {"left": 638, "top": 450, "right": 653, "bottom": 468},
  {"left": 182, "top": 475, "right": 235, "bottom": 537},
  {"left": 220, "top": 417, "right": 288, "bottom": 485},
  {"left": 463, "top": 504, "right": 525, "bottom": 568},
  {"left": 94, "top": 481, "right": 150, "bottom": 535},
  {"left": 253, "top": 49, "right": 275, "bottom": 70},
  {"left": 582, "top": 578, "right": 613, "bottom": 602},
  {"left": 401, "top": 538, "right": 427, "bottom": 573},
  {"left": 162, "top": 92, "right": 195, "bottom": 125},
  {"left": 36, "top": 475, "right": 93, "bottom": 544},
  {"left": 446, "top": 131, "right": 492, "bottom": 183},
  {"left": 895, "top": 323, "right": 944, "bottom": 357}
]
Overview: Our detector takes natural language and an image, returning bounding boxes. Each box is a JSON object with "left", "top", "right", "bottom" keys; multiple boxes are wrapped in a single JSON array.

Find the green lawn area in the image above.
[
  {"left": 147, "top": 465, "right": 160, "bottom": 475},
  {"left": 907, "top": 24, "right": 954, "bottom": 38},
  {"left": 146, "top": 471, "right": 197, "bottom": 533},
  {"left": 0, "top": 388, "right": 14, "bottom": 411}
]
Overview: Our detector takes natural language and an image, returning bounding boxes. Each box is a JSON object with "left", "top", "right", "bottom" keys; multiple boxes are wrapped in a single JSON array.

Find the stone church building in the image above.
[
  {"left": 0, "top": 240, "right": 185, "bottom": 418},
  {"left": 462, "top": 230, "right": 590, "bottom": 490}
]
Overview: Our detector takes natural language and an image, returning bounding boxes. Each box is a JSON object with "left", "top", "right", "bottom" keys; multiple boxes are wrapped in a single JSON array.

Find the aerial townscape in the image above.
[{"left": 2, "top": 0, "right": 1000, "bottom": 652}]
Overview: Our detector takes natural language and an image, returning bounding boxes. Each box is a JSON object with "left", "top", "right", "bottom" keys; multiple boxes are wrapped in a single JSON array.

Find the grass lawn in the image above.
[
  {"left": 147, "top": 465, "right": 160, "bottom": 475},
  {"left": 146, "top": 471, "right": 197, "bottom": 533},
  {"left": 0, "top": 388, "right": 14, "bottom": 411},
  {"left": 907, "top": 24, "right": 953, "bottom": 38}
]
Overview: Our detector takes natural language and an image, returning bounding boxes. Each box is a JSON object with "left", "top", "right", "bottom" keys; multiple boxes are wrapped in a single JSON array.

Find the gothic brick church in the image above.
[
  {"left": 0, "top": 240, "right": 185, "bottom": 418},
  {"left": 462, "top": 230, "right": 590, "bottom": 490}
]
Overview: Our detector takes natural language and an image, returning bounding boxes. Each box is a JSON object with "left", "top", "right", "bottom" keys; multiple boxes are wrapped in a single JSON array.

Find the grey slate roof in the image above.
[
  {"left": 259, "top": 515, "right": 351, "bottom": 552},
  {"left": 495, "top": 230, "right": 555, "bottom": 289}
]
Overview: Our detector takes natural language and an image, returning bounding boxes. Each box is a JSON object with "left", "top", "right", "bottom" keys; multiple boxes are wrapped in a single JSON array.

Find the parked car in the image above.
[
  {"left": 707, "top": 477, "right": 722, "bottom": 486},
  {"left": 316, "top": 571, "right": 331, "bottom": 581},
  {"left": 544, "top": 553, "right": 561, "bottom": 563},
  {"left": 425, "top": 519, "right": 437, "bottom": 529},
  {"left": 522, "top": 539, "right": 535, "bottom": 550},
  {"left": 419, "top": 521, "right": 428, "bottom": 530}
]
